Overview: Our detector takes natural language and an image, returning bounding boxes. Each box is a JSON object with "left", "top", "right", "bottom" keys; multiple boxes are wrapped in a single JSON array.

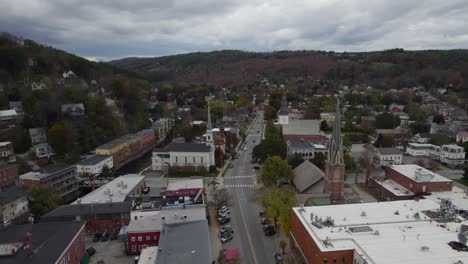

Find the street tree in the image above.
[
  {"left": 214, "top": 188, "right": 230, "bottom": 208},
  {"left": 259, "top": 187, "right": 297, "bottom": 234},
  {"left": 287, "top": 154, "right": 304, "bottom": 169},
  {"left": 311, "top": 152, "right": 326, "bottom": 170},
  {"left": 28, "top": 186, "right": 61, "bottom": 219},
  {"left": 259, "top": 156, "right": 293, "bottom": 186},
  {"left": 375, "top": 112, "right": 401, "bottom": 129},
  {"left": 279, "top": 240, "right": 287, "bottom": 255}
]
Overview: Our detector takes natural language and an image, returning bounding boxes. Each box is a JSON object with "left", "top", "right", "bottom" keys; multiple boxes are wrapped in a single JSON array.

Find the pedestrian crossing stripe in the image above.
[
  {"left": 224, "top": 184, "right": 255, "bottom": 188},
  {"left": 225, "top": 175, "right": 254, "bottom": 179}
]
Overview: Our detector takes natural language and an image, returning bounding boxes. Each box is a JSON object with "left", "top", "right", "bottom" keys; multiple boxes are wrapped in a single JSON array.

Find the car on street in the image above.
[
  {"left": 261, "top": 218, "right": 270, "bottom": 225},
  {"left": 259, "top": 209, "right": 266, "bottom": 216},
  {"left": 220, "top": 225, "right": 233, "bottom": 234},
  {"left": 218, "top": 208, "right": 231, "bottom": 215},
  {"left": 243, "top": 147, "right": 247, "bottom": 151},
  {"left": 229, "top": 163, "right": 234, "bottom": 168},
  {"left": 448, "top": 241, "right": 468, "bottom": 251},
  {"left": 93, "top": 233, "right": 102, "bottom": 242},
  {"left": 253, "top": 166, "right": 260, "bottom": 170},
  {"left": 100, "top": 232, "right": 110, "bottom": 242},
  {"left": 263, "top": 225, "right": 275, "bottom": 236},
  {"left": 218, "top": 216, "right": 231, "bottom": 225},
  {"left": 221, "top": 232, "right": 233, "bottom": 243},
  {"left": 274, "top": 253, "right": 283, "bottom": 263}
]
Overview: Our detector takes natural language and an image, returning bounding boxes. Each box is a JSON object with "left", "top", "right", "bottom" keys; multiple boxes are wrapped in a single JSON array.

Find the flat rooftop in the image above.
[
  {"left": 127, "top": 205, "right": 206, "bottom": 233},
  {"left": 74, "top": 174, "right": 145, "bottom": 204},
  {"left": 389, "top": 164, "right": 451, "bottom": 183},
  {"left": 19, "top": 171, "right": 45, "bottom": 180},
  {"left": 78, "top": 154, "right": 111, "bottom": 166},
  {"left": 138, "top": 246, "right": 158, "bottom": 264},
  {"left": 376, "top": 178, "right": 414, "bottom": 197},
  {"left": 424, "top": 186, "right": 468, "bottom": 210},
  {"left": 167, "top": 178, "right": 203, "bottom": 190},
  {"left": 282, "top": 119, "right": 322, "bottom": 136},
  {"left": 292, "top": 199, "right": 468, "bottom": 264}
]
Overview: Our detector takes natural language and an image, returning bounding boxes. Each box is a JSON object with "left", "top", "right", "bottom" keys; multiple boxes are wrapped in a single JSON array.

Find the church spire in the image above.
[
  {"left": 207, "top": 101, "right": 212, "bottom": 131},
  {"left": 328, "top": 97, "right": 344, "bottom": 165}
]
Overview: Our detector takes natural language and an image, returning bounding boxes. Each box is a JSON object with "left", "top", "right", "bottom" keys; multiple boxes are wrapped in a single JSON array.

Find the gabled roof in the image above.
[
  {"left": 0, "top": 187, "right": 28, "bottom": 205},
  {"left": 282, "top": 120, "right": 321, "bottom": 136},
  {"left": 377, "top": 147, "right": 402, "bottom": 155},
  {"left": 293, "top": 160, "right": 325, "bottom": 193}
]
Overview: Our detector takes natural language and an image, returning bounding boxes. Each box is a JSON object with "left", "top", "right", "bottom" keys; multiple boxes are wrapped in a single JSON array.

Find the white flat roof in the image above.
[
  {"left": 376, "top": 179, "right": 414, "bottom": 196},
  {"left": 167, "top": 178, "right": 203, "bottom": 190},
  {"left": 75, "top": 174, "right": 145, "bottom": 204},
  {"left": 424, "top": 186, "right": 468, "bottom": 210},
  {"left": 292, "top": 200, "right": 468, "bottom": 264},
  {"left": 128, "top": 205, "right": 206, "bottom": 233},
  {"left": 389, "top": 164, "right": 451, "bottom": 183},
  {"left": 138, "top": 246, "right": 158, "bottom": 264}
]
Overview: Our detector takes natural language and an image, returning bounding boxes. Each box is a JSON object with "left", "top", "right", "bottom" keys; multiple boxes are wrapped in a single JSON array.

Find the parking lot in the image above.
[{"left": 85, "top": 235, "right": 134, "bottom": 264}]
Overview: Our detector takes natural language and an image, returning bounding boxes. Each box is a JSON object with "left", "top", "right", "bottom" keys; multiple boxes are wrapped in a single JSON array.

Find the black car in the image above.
[
  {"left": 263, "top": 225, "right": 275, "bottom": 236},
  {"left": 100, "top": 232, "right": 110, "bottom": 242},
  {"left": 93, "top": 233, "right": 102, "bottom": 242},
  {"left": 261, "top": 218, "right": 270, "bottom": 225},
  {"left": 448, "top": 241, "right": 468, "bottom": 251},
  {"left": 221, "top": 233, "right": 233, "bottom": 243},
  {"left": 219, "top": 217, "right": 231, "bottom": 225},
  {"left": 259, "top": 209, "right": 266, "bottom": 216}
]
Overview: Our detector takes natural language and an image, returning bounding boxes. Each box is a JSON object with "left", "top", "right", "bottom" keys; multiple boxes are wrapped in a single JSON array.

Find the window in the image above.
[
  {"left": 131, "top": 236, "right": 136, "bottom": 242},
  {"left": 193, "top": 157, "right": 196, "bottom": 163},
  {"left": 146, "top": 236, "right": 150, "bottom": 241},
  {"left": 185, "top": 157, "right": 187, "bottom": 164},
  {"left": 139, "top": 245, "right": 143, "bottom": 250},
  {"left": 201, "top": 157, "right": 204, "bottom": 163},
  {"left": 175, "top": 156, "right": 178, "bottom": 163},
  {"left": 131, "top": 245, "right": 137, "bottom": 252},
  {"left": 154, "top": 235, "right": 158, "bottom": 240},
  {"left": 138, "top": 236, "right": 142, "bottom": 242},
  {"left": 333, "top": 258, "right": 337, "bottom": 263},
  {"left": 323, "top": 259, "right": 328, "bottom": 264}
]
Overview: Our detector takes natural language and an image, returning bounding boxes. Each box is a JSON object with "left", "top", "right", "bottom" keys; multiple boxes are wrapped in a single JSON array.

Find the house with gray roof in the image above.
[
  {"left": 375, "top": 147, "right": 403, "bottom": 167},
  {"left": 152, "top": 143, "right": 215, "bottom": 171}
]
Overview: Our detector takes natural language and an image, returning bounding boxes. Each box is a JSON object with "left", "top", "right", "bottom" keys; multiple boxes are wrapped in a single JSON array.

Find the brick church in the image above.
[{"left": 323, "top": 99, "right": 345, "bottom": 202}]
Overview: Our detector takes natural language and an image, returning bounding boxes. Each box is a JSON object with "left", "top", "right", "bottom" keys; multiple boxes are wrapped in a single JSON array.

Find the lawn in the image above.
[{"left": 454, "top": 178, "right": 468, "bottom": 187}]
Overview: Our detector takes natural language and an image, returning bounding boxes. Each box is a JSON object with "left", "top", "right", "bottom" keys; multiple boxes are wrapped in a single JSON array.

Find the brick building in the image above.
[
  {"left": 0, "top": 221, "right": 86, "bottom": 264},
  {"left": 19, "top": 165, "right": 79, "bottom": 203},
  {"left": 96, "top": 129, "right": 155, "bottom": 169},
  {"left": 0, "top": 141, "right": 16, "bottom": 164},
  {"left": 290, "top": 200, "right": 468, "bottom": 264},
  {"left": 126, "top": 205, "right": 206, "bottom": 254},
  {"left": 41, "top": 202, "right": 131, "bottom": 234},
  {"left": 0, "top": 164, "right": 18, "bottom": 190}
]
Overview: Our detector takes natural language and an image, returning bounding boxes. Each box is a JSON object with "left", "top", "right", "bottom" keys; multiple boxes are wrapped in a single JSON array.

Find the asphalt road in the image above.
[{"left": 221, "top": 112, "right": 279, "bottom": 264}]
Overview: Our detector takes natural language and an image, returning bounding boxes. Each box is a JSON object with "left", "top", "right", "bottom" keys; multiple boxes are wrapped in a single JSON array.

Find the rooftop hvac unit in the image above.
[{"left": 361, "top": 211, "right": 366, "bottom": 217}]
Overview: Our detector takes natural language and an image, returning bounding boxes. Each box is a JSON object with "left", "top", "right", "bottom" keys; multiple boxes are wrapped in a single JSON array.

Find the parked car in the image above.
[
  {"left": 221, "top": 233, "right": 233, "bottom": 243},
  {"left": 229, "top": 163, "right": 234, "bottom": 168},
  {"left": 86, "top": 247, "right": 96, "bottom": 256},
  {"left": 448, "top": 241, "right": 468, "bottom": 251},
  {"left": 261, "top": 218, "right": 270, "bottom": 225},
  {"left": 274, "top": 253, "right": 283, "bottom": 263},
  {"left": 253, "top": 166, "right": 260, "bottom": 170},
  {"left": 263, "top": 225, "right": 275, "bottom": 236},
  {"left": 218, "top": 208, "right": 231, "bottom": 216},
  {"left": 259, "top": 209, "right": 266, "bottom": 216},
  {"left": 220, "top": 225, "right": 233, "bottom": 234},
  {"left": 110, "top": 231, "right": 118, "bottom": 240},
  {"left": 93, "top": 233, "right": 102, "bottom": 242},
  {"left": 219, "top": 217, "right": 231, "bottom": 225},
  {"left": 100, "top": 232, "right": 110, "bottom": 242}
]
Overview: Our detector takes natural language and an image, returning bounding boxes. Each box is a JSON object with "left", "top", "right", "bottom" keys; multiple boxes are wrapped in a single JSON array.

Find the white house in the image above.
[
  {"left": 412, "top": 133, "right": 431, "bottom": 144},
  {"left": 456, "top": 131, "right": 468, "bottom": 143},
  {"left": 406, "top": 143, "right": 465, "bottom": 168},
  {"left": 0, "top": 187, "right": 29, "bottom": 225},
  {"left": 374, "top": 147, "right": 403, "bottom": 167},
  {"left": 286, "top": 140, "right": 328, "bottom": 160},
  {"left": 32, "top": 143, "right": 55, "bottom": 159},
  {"left": 76, "top": 155, "right": 114, "bottom": 177},
  {"left": 405, "top": 143, "right": 434, "bottom": 156},
  {"left": 0, "top": 109, "right": 18, "bottom": 122},
  {"left": 29, "top": 128, "right": 47, "bottom": 144}
]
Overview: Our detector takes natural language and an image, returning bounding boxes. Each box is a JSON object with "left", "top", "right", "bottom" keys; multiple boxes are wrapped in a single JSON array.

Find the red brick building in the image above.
[
  {"left": 281, "top": 120, "right": 326, "bottom": 144},
  {"left": 0, "top": 221, "right": 86, "bottom": 264},
  {"left": 0, "top": 164, "right": 18, "bottom": 190}
]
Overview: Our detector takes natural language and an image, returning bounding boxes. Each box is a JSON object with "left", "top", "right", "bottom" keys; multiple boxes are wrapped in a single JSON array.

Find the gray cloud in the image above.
[{"left": 1, "top": 0, "right": 467, "bottom": 60}]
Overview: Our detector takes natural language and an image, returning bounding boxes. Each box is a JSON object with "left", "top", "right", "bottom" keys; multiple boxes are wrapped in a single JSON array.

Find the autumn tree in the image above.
[
  {"left": 259, "top": 187, "right": 297, "bottom": 234},
  {"left": 259, "top": 156, "right": 293, "bottom": 186}
]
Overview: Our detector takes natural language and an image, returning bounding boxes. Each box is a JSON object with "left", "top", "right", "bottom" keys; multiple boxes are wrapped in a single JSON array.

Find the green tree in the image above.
[
  {"left": 344, "top": 152, "right": 353, "bottom": 170},
  {"left": 320, "top": 120, "right": 329, "bottom": 131},
  {"left": 259, "top": 187, "right": 297, "bottom": 234},
  {"left": 48, "top": 123, "right": 67, "bottom": 155},
  {"left": 209, "top": 100, "right": 224, "bottom": 123},
  {"left": 28, "top": 186, "right": 61, "bottom": 219},
  {"left": 464, "top": 165, "right": 468, "bottom": 181},
  {"left": 279, "top": 240, "right": 287, "bottom": 255},
  {"left": 259, "top": 156, "right": 293, "bottom": 186},
  {"left": 429, "top": 133, "right": 451, "bottom": 146},
  {"left": 375, "top": 112, "right": 401, "bottom": 129},
  {"left": 287, "top": 154, "right": 304, "bottom": 169},
  {"left": 311, "top": 152, "right": 326, "bottom": 170}
]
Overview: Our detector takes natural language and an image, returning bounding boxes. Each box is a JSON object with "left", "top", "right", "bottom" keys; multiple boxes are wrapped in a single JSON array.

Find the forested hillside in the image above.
[
  {"left": 0, "top": 33, "right": 151, "bottom": 160},
  {"left": 110, "top": 49, "right": 468, "bottom": 94}
]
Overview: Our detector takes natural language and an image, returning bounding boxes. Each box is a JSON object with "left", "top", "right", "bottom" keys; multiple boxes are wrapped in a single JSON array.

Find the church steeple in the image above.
[
  {"left": 205, "top": 101, "right": 214, "bottom": 148},
  {"left": 207, "top": 101, "right": 212, "bottom": 131},
  {"left": 328, "top": 98, "right": 344, "bottom": 165}
]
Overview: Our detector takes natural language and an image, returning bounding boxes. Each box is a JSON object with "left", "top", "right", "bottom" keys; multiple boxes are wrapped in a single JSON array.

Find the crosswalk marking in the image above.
[
  {"left": 224, "top": 184, "right": 255, "bottom": 188},
  {"left": 225, "top": 175, "right": 254, "bottom": 179}
]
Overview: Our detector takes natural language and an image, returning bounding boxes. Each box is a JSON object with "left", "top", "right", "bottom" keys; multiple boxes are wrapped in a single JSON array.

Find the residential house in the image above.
[
  {"left": 62, "top": 70, "right": 77, "bottom": 79},
  {"left": 0, "top": 142, "right": 16, "bottom": 164},
  {"left": 31, "top": 81, "right": 48, "bottom": 90},
  {"left": 320, "top": 112, "right": 336, "bottom": 124},
  {"left": 412, "top": 133, "right": 431, "bottom": 144},
  {"left": 456, "top": 131, "right": 468, "bottom": 143},
  {"left": 0, "top": 221, "right": 86, "bottom": 264},
  {"left": 0, "top": 109, "right": 19, "bottom": 127},
  {"left": 32, "top": 143, "right": 55, "bottom": 159},
  {"left": 76, "top": 155, "right": 113, "bottom": 177},
  {"left": 152, "top": 118, "right": 175, "bottom": 143},
  {"left": 0, "top": 164, "right": 19, "bottom": 191},
  {"left": 0, "top": 187, "right": 29, "bottom": 225},
  {"left": 61, "top": 103, "right": 85, "bottom": 117},
  {"left": 428, "top": 144, "right": 465, "bottom": 167},
  {"left": 8, "top": 101, "right": 23, "bottom": 114},
  {"left": 374, "top": 147, "right": 403, "bottom": 167},
  {"left": 152, "top": 143, "right": 215, "bottom": 171},
  {"left": 28, "top": 128, "right": 47, "bottom": 144}
]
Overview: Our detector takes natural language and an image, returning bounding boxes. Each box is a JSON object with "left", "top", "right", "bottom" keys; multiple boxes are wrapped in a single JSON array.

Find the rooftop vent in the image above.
[
  {"left": 420, "top": 246, "right": 430, "bottom": 252},
  {"left": 361, "top": 211, "right": 366, "bottom": 217}
]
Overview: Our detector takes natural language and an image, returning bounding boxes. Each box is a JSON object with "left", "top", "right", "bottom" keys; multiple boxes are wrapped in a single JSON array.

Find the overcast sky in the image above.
[{"left": 1, "top": 0, "right": 467, "bottom": 61}]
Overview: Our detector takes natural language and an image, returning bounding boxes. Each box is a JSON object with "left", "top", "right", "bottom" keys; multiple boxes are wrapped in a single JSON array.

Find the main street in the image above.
[{"left": 221, "top": 111, "right": 279, "bottom": 263}]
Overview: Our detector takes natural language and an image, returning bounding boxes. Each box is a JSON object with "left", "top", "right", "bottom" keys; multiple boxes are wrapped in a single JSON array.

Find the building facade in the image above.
[
  {"left": 374, "top": 148, "right": 402, "bottom": 167},
  {"left": 0, "top": 142, "right": 16, "bottom": 164},
  {"left": 152, "top": 143, "right": 215, "bottom": 171},
  {"left": 0, "top": 187, "right": 29, "bottom": 225},
  {"left": 76, "top": 155, "right": 113, "bottom": 177},
  {"left": 0, "top": 164, "right": 19, "bottom": 190}
]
